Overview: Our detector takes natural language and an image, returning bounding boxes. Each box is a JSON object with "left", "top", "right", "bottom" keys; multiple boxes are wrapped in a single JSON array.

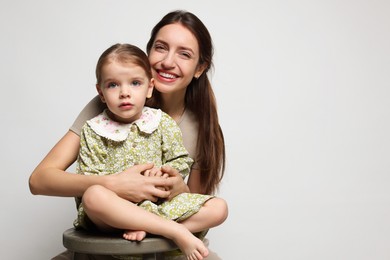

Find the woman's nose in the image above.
[{"left": 161, "top": 52, "right": 175, "bottom": 68}]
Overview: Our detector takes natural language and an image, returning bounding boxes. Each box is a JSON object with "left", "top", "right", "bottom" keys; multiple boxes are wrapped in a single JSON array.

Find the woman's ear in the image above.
[
  {"left": 194, "top": 63, "right": 207, "bottom": 79},
  {"left": 96, "top": 84, "right": 106, "bottom": 103},
  {"left": 146, "top": 78, "right": 154, "bottom": 98}
]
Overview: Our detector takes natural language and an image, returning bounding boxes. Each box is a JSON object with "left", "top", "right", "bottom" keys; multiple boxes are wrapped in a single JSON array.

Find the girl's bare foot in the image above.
[
  {"left": 123, "top": 230, "right": 146, "bottom": 241},
  {"left": 171, "top": 225, "right": 209, "bottom": 260}
]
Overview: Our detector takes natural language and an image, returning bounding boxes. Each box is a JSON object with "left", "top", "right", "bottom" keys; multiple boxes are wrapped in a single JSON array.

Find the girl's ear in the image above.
[
  {"left": 146, "top": 78, "right": 154, "bottom": 98},
  {"left": 96, "top": 84, "right": 106, "bottom": 103}
]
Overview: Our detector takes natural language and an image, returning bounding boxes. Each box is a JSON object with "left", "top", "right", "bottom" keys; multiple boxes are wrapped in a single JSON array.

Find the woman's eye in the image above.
[
  {"left": 154, "top": 44, "right": 166, "bottom": 52},
  {"left": 180, "top": 51, "right": 191, "bottom": 59}
]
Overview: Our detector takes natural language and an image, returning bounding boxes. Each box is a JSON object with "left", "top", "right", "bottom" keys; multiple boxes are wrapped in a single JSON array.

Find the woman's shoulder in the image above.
[
  {"left": 70, "top": 96, "right": 106, "bottom": 136},
  {"left": 178, "top": 109, "right": 198, "bottom": 132}
]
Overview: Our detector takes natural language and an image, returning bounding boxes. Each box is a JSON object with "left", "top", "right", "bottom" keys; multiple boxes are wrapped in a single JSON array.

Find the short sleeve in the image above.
[
  {"left": 160, "top": 113, "right": 193, "bottom": 178},
  {"left": 178, "top": 110, "right": 199, "bottom": 169}
]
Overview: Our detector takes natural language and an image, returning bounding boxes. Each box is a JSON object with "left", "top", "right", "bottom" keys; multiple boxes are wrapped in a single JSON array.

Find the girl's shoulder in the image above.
[{"left": 143, "top": 107, "right": 177, "bottom": 126}]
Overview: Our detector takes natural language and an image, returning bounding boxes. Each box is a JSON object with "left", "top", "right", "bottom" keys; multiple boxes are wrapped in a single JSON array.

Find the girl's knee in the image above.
[
  {"left": 216, "top": 198, "right": 229, "bottom": 223},
  {"left": 207, "top": 197, "right": 228, "bottom": 224},
  {"left": 82, "top": 185, "right": 111, "bottom": 212}
]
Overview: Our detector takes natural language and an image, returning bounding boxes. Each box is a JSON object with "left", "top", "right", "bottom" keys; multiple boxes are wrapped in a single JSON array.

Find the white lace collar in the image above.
[{"left": 87, "top": 107, "right": 162, "bottom": 142}]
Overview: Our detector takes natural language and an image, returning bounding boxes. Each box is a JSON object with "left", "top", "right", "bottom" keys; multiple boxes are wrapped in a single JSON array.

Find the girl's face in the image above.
[
  {"left": 96, "top": 61, "right": 154, "bottom": 124},
  {"left": 148, "top": 23, "right": 205, "bottom": 96}
]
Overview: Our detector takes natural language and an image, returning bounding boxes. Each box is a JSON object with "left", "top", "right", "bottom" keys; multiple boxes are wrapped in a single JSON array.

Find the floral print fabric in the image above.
[{"left": 74, "top": 107, "right": 212, "bottom": 230}]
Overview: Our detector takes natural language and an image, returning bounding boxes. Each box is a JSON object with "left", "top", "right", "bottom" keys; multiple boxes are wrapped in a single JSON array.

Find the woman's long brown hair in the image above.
[{"left": 146, "top": 10, "right": 225, "bottom": 195}]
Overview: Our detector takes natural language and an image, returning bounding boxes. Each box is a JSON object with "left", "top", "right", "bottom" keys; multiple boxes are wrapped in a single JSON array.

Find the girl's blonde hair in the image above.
[{"left": 96, "top": 43, "right": 152, "bottom": 85}]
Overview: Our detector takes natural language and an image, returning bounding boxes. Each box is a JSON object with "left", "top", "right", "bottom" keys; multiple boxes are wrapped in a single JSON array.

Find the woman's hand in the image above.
[
  {"left": 142, "top": 167, "right": 168, "bottom": 178},
  {"left": 143, "top": 167, "right": 169, "bottom": 191},
  {"left": 106, "top": 164, "right": 172, "bottom": 203},
  {"left": 161, "top": 165, "right": 190, "bottom": 200}
]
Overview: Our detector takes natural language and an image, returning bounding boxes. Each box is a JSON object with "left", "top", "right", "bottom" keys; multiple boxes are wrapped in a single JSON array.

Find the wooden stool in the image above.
[{"left": 63, "top": 228, "right": 179, "bottom": 260}]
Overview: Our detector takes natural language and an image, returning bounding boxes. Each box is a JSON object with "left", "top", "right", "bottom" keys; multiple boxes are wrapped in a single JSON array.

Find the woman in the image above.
[{"left": 29, "top": 10, "right": 227, "bottom": 260}]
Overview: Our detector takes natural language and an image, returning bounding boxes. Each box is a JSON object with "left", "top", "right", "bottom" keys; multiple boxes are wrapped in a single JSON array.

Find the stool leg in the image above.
[
  {"left": 143, "top": 252, "right": 165, "bottom": 260},
  {"left": 73, "top": 252, "right": 91, "bottom": 260}
]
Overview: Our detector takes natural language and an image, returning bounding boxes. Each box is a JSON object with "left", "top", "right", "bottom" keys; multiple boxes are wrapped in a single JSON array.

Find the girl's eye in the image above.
[
  {"left": 131, "top": 80, "right": 141, "bottom": 87},
  {"left": 107, "top": 82, "right": 118, "bottom": 88}
]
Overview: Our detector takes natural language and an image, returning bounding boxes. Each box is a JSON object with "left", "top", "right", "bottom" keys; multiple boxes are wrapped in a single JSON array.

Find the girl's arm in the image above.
[
  {"left": 29, "top": 131, "right": 172, "bottom": 202},
  {"left": 159, "top": 112, "right": 194, "bottom": 198}
]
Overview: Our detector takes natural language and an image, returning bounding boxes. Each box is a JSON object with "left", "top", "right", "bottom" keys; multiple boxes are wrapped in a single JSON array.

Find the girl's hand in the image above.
[{"left": 161, "top": 165, "right": 190, "bottom": 200}]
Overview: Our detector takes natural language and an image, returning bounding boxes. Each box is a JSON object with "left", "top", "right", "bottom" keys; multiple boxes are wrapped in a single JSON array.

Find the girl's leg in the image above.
[
  {"left": 82, "top": 185, "right": 209, "bottom": 260},
  {"left": 180, "top": 198, "right": 228, "bottom": 233},
  {"left": 123, "top": 198, "right": 228, "bottom": 242}
]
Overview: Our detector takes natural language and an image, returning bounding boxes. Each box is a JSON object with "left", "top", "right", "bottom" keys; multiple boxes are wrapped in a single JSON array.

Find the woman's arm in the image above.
[
  {"left": 161, "top": 165, "right": 189, "bottom": 200},
  {"left": 29, "top": 131, "right": 172, "bottom": 202},
  {"left": 161, "top": 166, "right": 206, "bottom": 199},
  {"left": 186, "top": 168, "right": 206, "bottom": 194},
  {"left": 29, "top": 131, "right": 87, "bottom": 196}
]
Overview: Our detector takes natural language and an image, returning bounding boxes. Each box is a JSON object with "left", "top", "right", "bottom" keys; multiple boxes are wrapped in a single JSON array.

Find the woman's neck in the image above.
[{"left": 161, "top": 92, "right": 186, "bottom": 122}]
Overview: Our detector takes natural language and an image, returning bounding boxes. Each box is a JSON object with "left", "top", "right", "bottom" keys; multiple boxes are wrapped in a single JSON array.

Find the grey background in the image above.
[{"left": 1, "top": 0, "right": 390, "bottom": 259}]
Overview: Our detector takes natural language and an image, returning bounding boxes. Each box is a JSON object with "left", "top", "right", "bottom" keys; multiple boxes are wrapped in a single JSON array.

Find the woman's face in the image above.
[{"left": 148, "top": 23, "right": 204, "bottom": 95}]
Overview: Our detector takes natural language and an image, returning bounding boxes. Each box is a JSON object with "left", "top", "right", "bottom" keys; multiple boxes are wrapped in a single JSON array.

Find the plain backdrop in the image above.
[{"left": 1, "top": 0, "right": 390, "bottom": 259}]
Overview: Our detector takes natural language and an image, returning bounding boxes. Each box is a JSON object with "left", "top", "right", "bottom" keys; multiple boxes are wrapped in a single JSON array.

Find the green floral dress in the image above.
[{"left": 73, "top": 107, "right": 213, "bottom": 231}]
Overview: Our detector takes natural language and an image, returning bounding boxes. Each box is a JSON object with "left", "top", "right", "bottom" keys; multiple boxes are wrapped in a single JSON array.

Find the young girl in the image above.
[{"left": 76, "top": 43, "right": 224, "bottom": 260}]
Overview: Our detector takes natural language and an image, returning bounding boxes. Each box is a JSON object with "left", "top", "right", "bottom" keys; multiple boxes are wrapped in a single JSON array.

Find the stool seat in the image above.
[{"left": 63, "top": 228, "right": 178, "bottom": 257}]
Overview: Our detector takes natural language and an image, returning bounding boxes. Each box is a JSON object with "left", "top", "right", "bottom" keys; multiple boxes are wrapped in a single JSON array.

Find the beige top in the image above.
[{"left": 70, "top": 96, "right": 199, "bottom": 169}]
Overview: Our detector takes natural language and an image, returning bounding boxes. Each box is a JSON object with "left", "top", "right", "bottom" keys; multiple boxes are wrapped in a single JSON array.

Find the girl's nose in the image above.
[{"left": 120, "top": 86, "right": 130, "bottom": 98}]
